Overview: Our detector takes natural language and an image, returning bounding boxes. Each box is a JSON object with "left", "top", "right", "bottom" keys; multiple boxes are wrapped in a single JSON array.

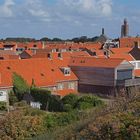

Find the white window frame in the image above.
[
  {"left": 68, "top": 82, "right": 75, "bottom": 89},
  {"left": 57, "top": 83, "right": 64, "bottom": 90}
]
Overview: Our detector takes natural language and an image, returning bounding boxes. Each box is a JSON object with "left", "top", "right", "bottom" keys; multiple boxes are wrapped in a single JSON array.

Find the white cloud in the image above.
[
  {"left": 61, "top": 0, "right": 112, "bottom": 17},
  {"left": 26, "top": 0, "right": 49, "bottom": 18},
  {"left": 98, "top": 0, "right": 112, "bottom": 16},
  {"left": 0, "top": 0, "right": 15, "bottom": 17}
]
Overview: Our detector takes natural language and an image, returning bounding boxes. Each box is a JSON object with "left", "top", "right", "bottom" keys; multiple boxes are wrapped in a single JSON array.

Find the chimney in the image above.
[
  {"left": 104, "top": 50, "right": 110, "bottom": 58},
  {"left": 42, "top": 41, "right": 45, "bottom": 49},
  {"left": 58, "top": 52, "right": 63, "bottom": 59},
  {"left": 134, "top": 41, "right": 139, "bottom": 48},
  {"left": 47, "top": 53, "right": 52, "bottom": 59}
]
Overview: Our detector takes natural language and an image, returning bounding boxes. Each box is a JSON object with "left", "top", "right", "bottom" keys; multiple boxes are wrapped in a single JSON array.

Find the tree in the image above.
[
  {"left": 48, "top": 95, "right": 63, "bottom": 112},
  {"left": 31, "top": 88, "right": 51, "bottom": 110},
  {"left": 75, "top": 95, "right": 103, "bottom": 110},
  {"left": 61, "top": 94, "right": 78, "bottom": 112},
  {"left": 9, "top": 90, "right": 18, "bottom": 105},
  {"left": 12, "top": 72, "right": 30, "bottom": 101}
]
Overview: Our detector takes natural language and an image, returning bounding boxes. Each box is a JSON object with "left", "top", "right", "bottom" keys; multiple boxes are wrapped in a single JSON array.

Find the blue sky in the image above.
[{"left": 0, "top": 0, "right": 140, "bottom": 39}]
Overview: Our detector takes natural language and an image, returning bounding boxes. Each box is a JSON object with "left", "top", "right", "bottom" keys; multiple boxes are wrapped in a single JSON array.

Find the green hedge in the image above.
[{"left": 0, "top": 101, "right": 7, "bottom": 111}]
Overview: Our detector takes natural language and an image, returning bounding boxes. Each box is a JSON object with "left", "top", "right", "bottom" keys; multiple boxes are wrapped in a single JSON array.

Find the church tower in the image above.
[{"left": 121, "top": 18, "right": 129, "bottom": 38}]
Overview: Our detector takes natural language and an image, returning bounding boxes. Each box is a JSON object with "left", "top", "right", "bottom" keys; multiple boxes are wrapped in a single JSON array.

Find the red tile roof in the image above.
[
  {"left": 0, "top": 59, "right": 78, "bottom": 89},
  {"left": 55, "top": 89, "right": 77, "bottom": 97},
  {"left": 110, "top": 48, "right": 132, "bottom": 54},
  {"left": 109, "top": 54, "right": 134, "bottom": 61},
  {"left": 32, "top": 51, "right": 90, "bottom": 59},
  {"left": 69, "top": 56, "right": 125, "bottom": 68},
  {"left": 134, "top": 70, "right": 140, "bottom": 77},
  {"left": 119, "top": 37, "right": 140, "bottom": 48}
]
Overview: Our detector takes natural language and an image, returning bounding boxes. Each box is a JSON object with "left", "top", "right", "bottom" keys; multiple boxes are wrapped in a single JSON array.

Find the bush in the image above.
[
  {"left": 44, "top": 111, "right": 80, "bottom": 129},
  {"left": 13, "top": 72, "right": 29, "bottom": 101},
  {"left": 76, "top": 102, "right": 93, "bottom": 110},
  {"left": 0, "top": 102, "right": 7, "bottom": 111},
  {"left": 57, "top": 111, "right": 80, "bottom": 126},
  {"left": 63, "top": 104, "right": 73, "bottom": 112},
  {"left": 75, "top": 95, "right": 103, "bottom": 110},
  {"left": 25, "top": 108, "right": 46, "bottom": 116},
  {"left": 9, "top": 90, "right": 18, "bottom": 105},
  {"left": 31, "top": 88, "right": 51, "bottom": 110},
  {"left": 0, "top": 110, "right": 45, "bottom": 140},
  {"left": 62, "top": 94, "right": 78, "bottom": 106},
  {"left": 61, "top": 94, "right": 78, "bottom": 111},
  {"left": 48, "top": 95, "right": 63, "bottom": 112},
  {"left": 44, "top": 114, "right": 58, "bottom": 129}
]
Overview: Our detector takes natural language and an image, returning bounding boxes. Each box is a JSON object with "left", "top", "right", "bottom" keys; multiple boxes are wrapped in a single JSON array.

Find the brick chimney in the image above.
[
  {"left": 134, "top": 41, "right": 139, "bottom": 48},
  {"left": 58, "top": 52, "right": 63, "bottom": 59}
]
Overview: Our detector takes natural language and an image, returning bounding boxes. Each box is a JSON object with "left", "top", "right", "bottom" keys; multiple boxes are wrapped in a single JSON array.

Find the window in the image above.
[
  {"left": 93, "top": 52, "right": 96, "bottom": 56},
  {"left": 47, "top": 53, "right": 51, "bottom": 59},
  {"left": 68, "top": 82, "right": 75, "bottom": 89},
  {"left": 0, "top": 92, "right": 3, "bottom": 96},
  {"left": 60, "top": 67, "right": 71, "bottom": 76},
  {"left": 137, "top": 62, "right": 140, "bottom": 69},
  {"left": 25, "top": 46, "right": 27, "bottom": 50},
  {"left": 117, "top": 69, "right": 132, "bottom": 80},
  {"left": 58, "top": 53, "right": 62, "bottom": 58},
  {"left": 58, "top": 83, "right": 64, "bottom": 90},
  {"left": 64, "top": 68, "right": 70, "bottom": 75},
  {"left": 33, "top": 44, "right": 37, "bottom": 48},
  {"left": 130, "top": 62, "right": 136, "bottom": 69}
]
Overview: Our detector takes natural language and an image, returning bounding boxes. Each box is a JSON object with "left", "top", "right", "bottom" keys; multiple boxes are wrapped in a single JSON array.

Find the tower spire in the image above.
[
  {"left": 102, "top": 28, "right": 105, "bottom": 35},
  {"left": 121, "top": 18, "right": 129, "bottom": 38}
]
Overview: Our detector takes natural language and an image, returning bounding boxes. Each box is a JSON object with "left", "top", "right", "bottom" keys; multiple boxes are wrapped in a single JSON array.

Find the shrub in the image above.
[
  {"left": 44, "top": 114, "right": 58, "bottom": 129},
  {"left": 13, "top": 72, "right": 30, "bottom": 101},
  {"left": 43, "top": 111, "right": 80, "bottom": 129},
  {"left": 63, "top": 104, "right": 73, "bottom": 112},
  {"left": 75, "top": 95, "right": 103, "bottom": 110},
  {"left": 76, "top": 102, "right": 93, "bottom": 110},
  {"left": 61, "top": 94, "right": 78, "bottom": 111},
  {"left": 31, "top": 88, "right": 51, "bottom": 110},
  {"left": 57, "top": 111, "right": 80, "bottom": 126},
  {"left": 48, "top": 95, "right": 63, "bottom": 112},
  {"left": 0, "top": 101, "right": 7, "bottom": 111},
  {"left": 0, "top": 110, "right": 45, "bottom": 140},
  {"left": 9, "top": 90, "right": 18, "bottom": 105},
  {"left": 62, "top": 94, "right": 78, "bottom": 106}
]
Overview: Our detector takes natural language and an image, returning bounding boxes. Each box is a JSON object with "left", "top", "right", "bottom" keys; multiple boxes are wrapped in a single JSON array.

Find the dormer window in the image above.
[
  {"left": 58, "top": 53, "right": 62, "bottom": 59},
  {"left": 60, "top": 67, "right": 71, "bottom": 76},
  {"left": 7, "top": 66, "right": 11, "bottom": 70},
  {"left": 47, "top": 53, "right": 52, "bottom": 59},
  {"left": 93, "top": 52, "right": 96, "bottom": 56},
  {"left": 33, "top": 44, "right": 37, "bottom": 48}
]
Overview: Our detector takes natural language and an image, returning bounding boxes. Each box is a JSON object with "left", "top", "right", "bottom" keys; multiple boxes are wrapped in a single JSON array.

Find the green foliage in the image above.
[
  {"left": 0, "top": 101, "right": 6, "bottom": 111},
  {"left": 62, "top": 94, "right": 78, "bottom": 106},
  {"left": 61, "top": 94, "right": 103, "bottom": 111},
  {"left": 31, "top": 88, "right": 51, "bottom": 110},
  {"left": 9, "top": 90, "right": 18, "bottom": 105},
  {"left": 44, "top": 114, "right": 58, "bottom": 129},
  {"left": 75, "top": 95, "right": 103, "bottom": 110},
  {"left": 63, "top": 104, "right": 73, "bottom": 112},
  {"left": 0, "top": 110, "right": 45, "bottom": 140},
  {"left": 62, "top": 94, "right": 78, "bottom": 112},
  {"left": 25, "top": 108, "right": 46, "bottom": 116},
  {"left": 48, "top": 95, "right": 63, "bottom": 112},
  {"left": 43, "top": 111, "right": 80, "bottom": 130},
  {"left": 13, "top": 72, "right": 29, "bottom": 101},
  {"left": 76, "top": 102, "right": 93, "bottom": 110},
  {"left": 57, "top": 111, "right": 80, "bottom": 126}
]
